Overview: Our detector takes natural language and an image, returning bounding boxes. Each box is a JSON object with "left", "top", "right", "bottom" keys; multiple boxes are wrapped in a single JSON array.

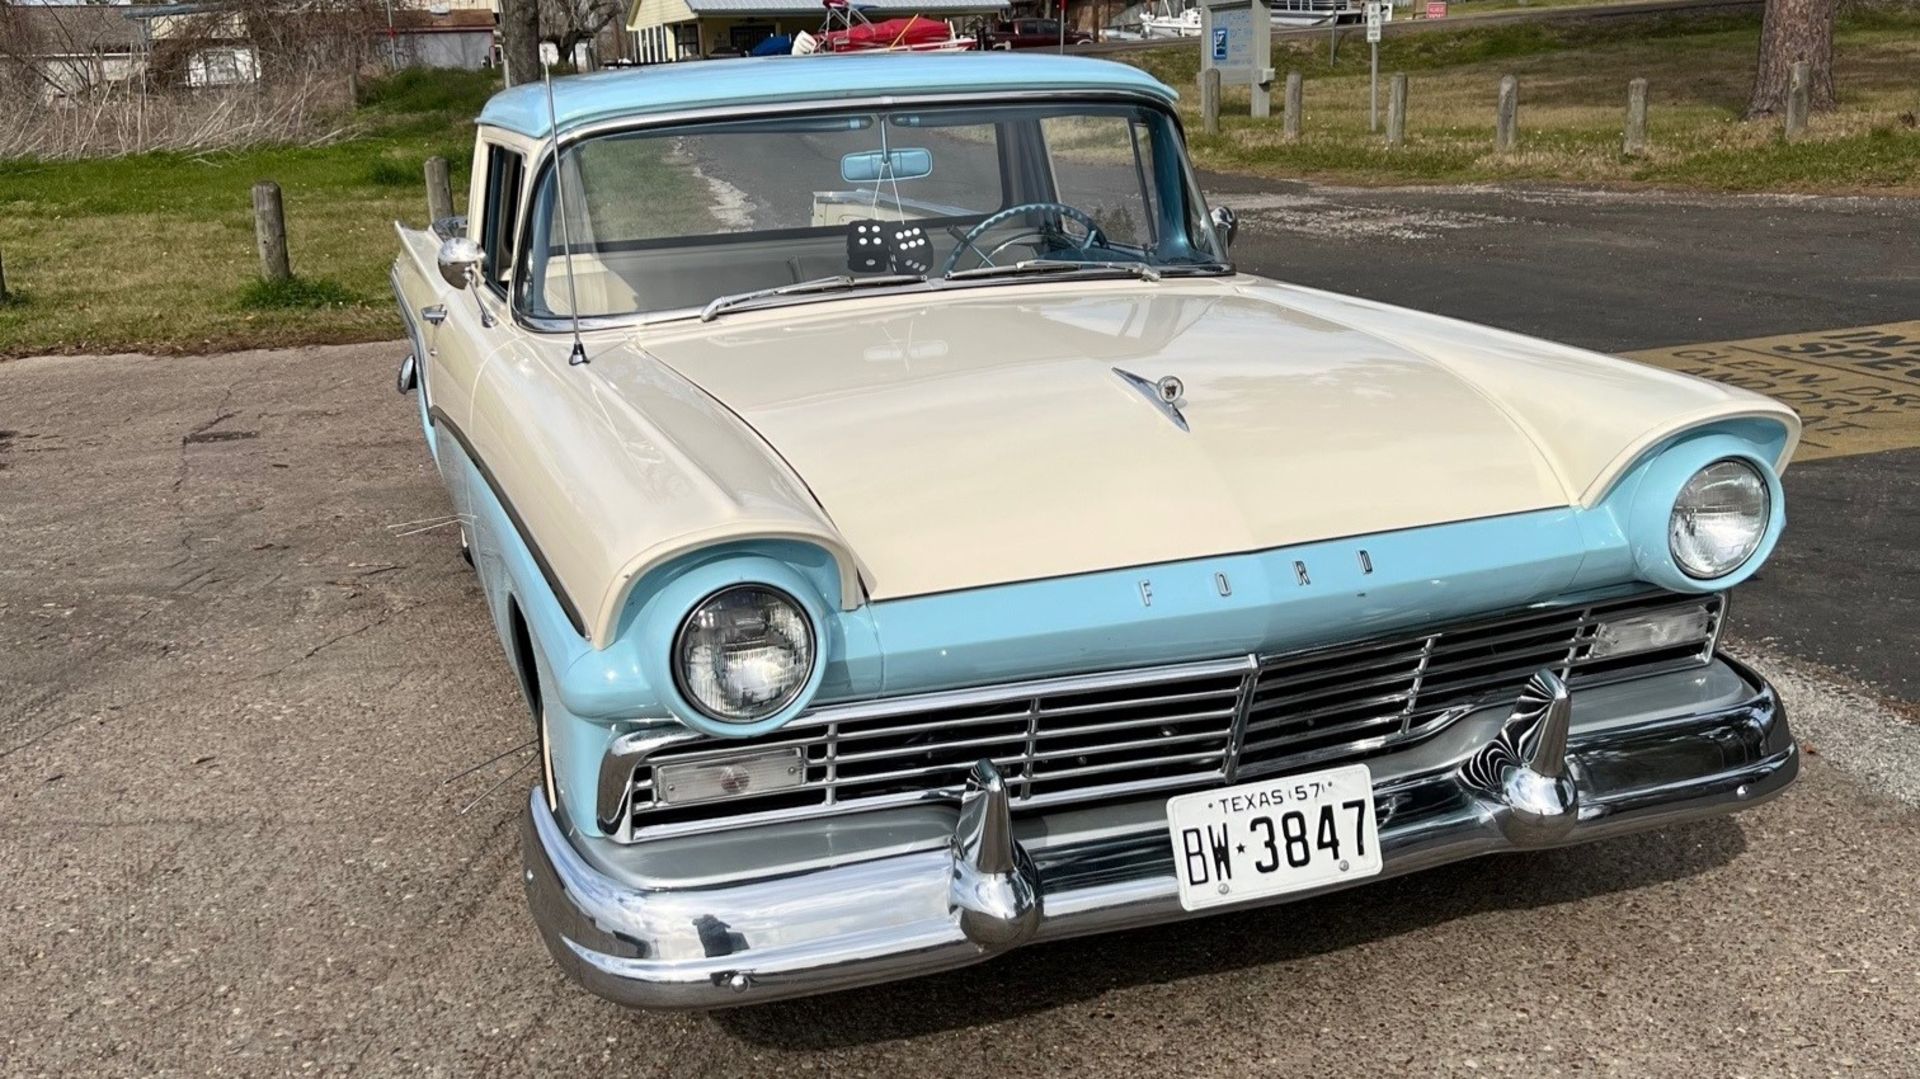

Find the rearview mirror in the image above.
[
  {"left": 841, "top": 148, "right": 933, "bottom": 184},
  {"left": 1209, "top": 206, "right": 1237, "bottom": 253},
  {"left": 436, "top": 236, "right": 484, "bottom": 290}
]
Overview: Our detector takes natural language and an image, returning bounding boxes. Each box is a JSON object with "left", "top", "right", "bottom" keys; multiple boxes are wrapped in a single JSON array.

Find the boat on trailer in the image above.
[
  {"left": 1133, "top": 0, "right": 1365, "bottom": 36},
  {"left": 793, "top": 0, "right": 977, "bottom": 53}
]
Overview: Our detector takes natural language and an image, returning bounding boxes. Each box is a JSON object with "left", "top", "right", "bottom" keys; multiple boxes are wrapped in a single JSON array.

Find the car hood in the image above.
[{"left": 623, "top": 279, "right": 1606, "bottom": 602}]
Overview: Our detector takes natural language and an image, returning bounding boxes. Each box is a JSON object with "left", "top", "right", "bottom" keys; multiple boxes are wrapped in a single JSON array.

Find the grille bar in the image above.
[{"left": 617, "top": 591, "right": 1725, "bottom": 841}]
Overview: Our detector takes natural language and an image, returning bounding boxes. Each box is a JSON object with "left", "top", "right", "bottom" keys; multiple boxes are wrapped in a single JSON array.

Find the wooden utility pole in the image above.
[
  {"left": 252, "top": 182, "right": 291, "bottom": 282},
  {"left": 1624, "top": 78, "right": 1649, "bottom": 155},
  {"left": 1785, "top": 60, "right": 1811, "bottom": 139},
  {"left": 1495, "top": 75, "right": 1518, "bottom": 153},
  {"left": 425, "top": 157, "right": 454, "bottom": 222},
  {"left": 1283, "top": 71, "right": 1302, "bottom": 141},
  {"left": 1200, "top": 67, "right": 1221, "bottom": 137},
  {"left": 1386, "top": 73, "right": 1407, "bottom": 147}
]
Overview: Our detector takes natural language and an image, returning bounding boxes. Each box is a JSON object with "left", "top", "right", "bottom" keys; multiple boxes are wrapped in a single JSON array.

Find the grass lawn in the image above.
[
  {"left": 2, "top": 8, "right": 1915, "bottom": 359},
  {"left": 0, "top": 70, "right": 496, "bottom": 358},
  {"left": 1125, "top": 7, "right": 1920, "bottom": 192}
]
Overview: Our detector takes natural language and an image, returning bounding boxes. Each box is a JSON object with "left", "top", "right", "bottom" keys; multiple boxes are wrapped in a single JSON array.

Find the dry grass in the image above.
[
  {"left": 0, "top": 78, "right": 357, "bottom": 162},
  {"left": 1131, "top": 7, "right": 1920, "bottom": 193},
  {"left": 0, "top": 70, "right": 496, "bottom": 358}
]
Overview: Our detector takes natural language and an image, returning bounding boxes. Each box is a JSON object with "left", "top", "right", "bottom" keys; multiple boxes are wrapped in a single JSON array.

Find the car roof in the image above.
[{"left": 477, "top": 53, "right": 1178, "bottom": 140}]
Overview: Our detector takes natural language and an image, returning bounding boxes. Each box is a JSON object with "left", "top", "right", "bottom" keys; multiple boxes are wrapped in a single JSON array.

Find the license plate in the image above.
[{"left": 1167, "top": 763, "right": 1382, "bottom": 912}]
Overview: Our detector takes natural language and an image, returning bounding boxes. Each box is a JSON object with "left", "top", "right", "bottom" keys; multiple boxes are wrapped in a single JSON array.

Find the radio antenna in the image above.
[{"left": 543, "top": 57, "right": 589, "bottom": 367}]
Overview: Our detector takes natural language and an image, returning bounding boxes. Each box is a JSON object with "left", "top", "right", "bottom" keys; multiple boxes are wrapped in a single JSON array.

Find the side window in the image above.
[
  {"left": 480, "top": 144, "right": 525, "bottom": 291},
  {"left": 1040, "top": 114, "right": 1158, "bottom": 250}
]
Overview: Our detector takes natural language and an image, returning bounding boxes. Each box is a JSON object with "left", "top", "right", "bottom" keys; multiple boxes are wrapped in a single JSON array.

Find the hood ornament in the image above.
[{"left": 1112, "top": 367, "right": 1189, "bottom": 432}]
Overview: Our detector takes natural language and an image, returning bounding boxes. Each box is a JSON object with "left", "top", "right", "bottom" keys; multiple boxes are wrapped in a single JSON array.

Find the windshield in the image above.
[{"left": 517, "top": 100, "right": 1225, "bottom": 322}]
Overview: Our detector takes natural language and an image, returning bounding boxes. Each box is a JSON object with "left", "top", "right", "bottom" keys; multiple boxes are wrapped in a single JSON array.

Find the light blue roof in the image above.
[{"left": 478, "top": 53, "right": 1178, "bottom": 140}]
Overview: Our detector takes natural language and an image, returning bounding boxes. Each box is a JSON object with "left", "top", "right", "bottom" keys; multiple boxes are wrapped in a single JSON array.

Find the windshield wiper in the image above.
[
  {"left": 944, "top": 259, "right": 1163, "bottom": 283},
  {"left": 699, "top": 273, "right": 926, "bottom": 322}
]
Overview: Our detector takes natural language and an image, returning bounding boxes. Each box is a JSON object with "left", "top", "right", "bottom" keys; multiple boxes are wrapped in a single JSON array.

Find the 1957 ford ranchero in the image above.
[{"left": 389, "top": 53, "right": 1799, "bottom": 1009}]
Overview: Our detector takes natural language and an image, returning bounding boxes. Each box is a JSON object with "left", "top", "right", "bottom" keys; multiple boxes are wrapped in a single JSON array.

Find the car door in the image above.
[{"left": 391, "top": 136, "right": 528, "bottom": 523}]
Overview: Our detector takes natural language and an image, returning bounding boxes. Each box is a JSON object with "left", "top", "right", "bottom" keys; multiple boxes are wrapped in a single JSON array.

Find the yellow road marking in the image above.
[{"left": 1624, "top": 320, "right": 1920, "bottom": 462}]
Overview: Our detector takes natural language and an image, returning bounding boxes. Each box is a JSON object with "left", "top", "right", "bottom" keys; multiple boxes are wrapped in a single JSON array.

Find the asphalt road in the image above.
[{"left": 5, "top": 183, "right": 1919, "bottom": 1077}]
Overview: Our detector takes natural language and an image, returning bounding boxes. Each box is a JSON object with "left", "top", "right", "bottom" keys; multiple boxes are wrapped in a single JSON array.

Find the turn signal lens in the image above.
[
  {"left": 653, "top": 747, "right": 806, "bottom": 806},
  {"left": 1669, "top": 460, "right": 1769, "bottom": 578},
  {"left": 674, "top": 584, "right": 815, "bottom": 722},
  {"left": 1589, "top": 606, "right": 1712, "bottom": 659}
]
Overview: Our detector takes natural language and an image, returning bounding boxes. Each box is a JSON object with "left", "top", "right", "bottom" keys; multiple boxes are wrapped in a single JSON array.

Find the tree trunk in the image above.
[
  {"left": 499, "top": 0, "right": 541, "bottom": 88},
  {"left": 1745, "top": 0, "right": 1838, "bottom": 118}
]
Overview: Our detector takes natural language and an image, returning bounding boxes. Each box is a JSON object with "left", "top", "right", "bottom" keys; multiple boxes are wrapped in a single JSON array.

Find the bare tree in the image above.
[
  {"left": 541, "top": 0, "right": 623, "bottom": 70},
  {"left": 499, "top": 0, "right": 539, "bottom": 86},
  {"left": 1745, "top": 0, "right": 1839, "bottom": 117}
]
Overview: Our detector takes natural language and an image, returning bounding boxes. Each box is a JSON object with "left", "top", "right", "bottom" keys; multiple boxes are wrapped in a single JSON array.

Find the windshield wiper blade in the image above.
[
  {"left": 699, "top": 273, "right": 925, "bottom": 322},
  {"left": 944, "top": 259, "right": 1162, "bottom": 283}
]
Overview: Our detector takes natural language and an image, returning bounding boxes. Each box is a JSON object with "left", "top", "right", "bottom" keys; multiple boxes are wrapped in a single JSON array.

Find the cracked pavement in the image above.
[{"left": 5, "top": 185, "right": 1920, "bottom": 1077}]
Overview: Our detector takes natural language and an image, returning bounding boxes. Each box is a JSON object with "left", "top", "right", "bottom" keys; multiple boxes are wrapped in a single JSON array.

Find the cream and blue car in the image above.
[{"left": 390, "top": 53, "right": 1800, "bottom": 1009}]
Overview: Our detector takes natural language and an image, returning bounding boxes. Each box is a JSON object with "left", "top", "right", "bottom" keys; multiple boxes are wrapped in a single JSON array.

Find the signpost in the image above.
[
  {"left": 1426, "top": 0, "right": 1447, "bottom": 17},
  {"left": 1366, "top": 1, "right": 1386, "bottom": 132},
  {"left": 1199, "top": 0, "right": 1274, "bottom": 120}
]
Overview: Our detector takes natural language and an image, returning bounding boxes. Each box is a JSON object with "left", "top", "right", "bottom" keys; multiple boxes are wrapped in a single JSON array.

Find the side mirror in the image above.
[
  {"left": 1209, "top": 206, "right": 1237, "bottom": 254},
  {"left": 436, "top": 236, "right": 484, "bottom": 290}
]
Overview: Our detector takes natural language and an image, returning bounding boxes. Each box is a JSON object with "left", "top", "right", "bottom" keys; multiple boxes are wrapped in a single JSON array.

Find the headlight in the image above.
[
  {"left": 1669, "top": 459, "right": 1769, "bottom": 578},
  {"left": 674, "top": 584, "right": 816, "bottom": 722}
]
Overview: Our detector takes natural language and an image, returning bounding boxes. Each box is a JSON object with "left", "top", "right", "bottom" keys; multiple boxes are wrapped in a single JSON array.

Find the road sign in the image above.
[
  {"left": 1426, "top": 0, "right": 1447, "bottom": 17},
  {"left": 1199, "top": 0, "right": 1274, "bottom": 118},
  {"left": 1366, "top": 2, "right": 1383, "bottom": 42}
]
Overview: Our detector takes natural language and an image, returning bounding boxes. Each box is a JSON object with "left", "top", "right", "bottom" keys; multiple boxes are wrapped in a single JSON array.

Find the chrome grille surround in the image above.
[{"left": 603, "top": 590, "right": 1726, "bottom": 842}]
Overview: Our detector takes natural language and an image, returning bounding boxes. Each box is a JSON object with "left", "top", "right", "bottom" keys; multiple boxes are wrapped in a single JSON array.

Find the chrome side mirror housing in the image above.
[
  {"left": 436, "top": 236, "right": 484, "bottom": 290},
  {"left": 1209, "top": 206, "right": 1238, "bottom": 254}
]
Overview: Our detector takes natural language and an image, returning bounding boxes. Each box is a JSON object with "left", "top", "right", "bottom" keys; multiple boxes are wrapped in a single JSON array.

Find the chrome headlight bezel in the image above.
[
  {"left": 1668, "top": 458, "right": 1771, "bottom": 580},
  {"left": 671, "top": 583, "right": 819, "bottom": 724}
]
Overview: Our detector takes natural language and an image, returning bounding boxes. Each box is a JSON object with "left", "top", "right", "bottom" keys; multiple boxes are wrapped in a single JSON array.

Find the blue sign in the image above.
[{"left": 1212, "top": 27, "right": 1228, "bottom": 61}]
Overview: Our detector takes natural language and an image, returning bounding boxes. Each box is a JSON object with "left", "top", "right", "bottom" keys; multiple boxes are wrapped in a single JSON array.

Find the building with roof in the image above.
[
  {"left": 0, "top": 2, "right": 147, "bottom": 99},
  {"left": 624, "top": 0, "right": 1009, "bottom": 62}
]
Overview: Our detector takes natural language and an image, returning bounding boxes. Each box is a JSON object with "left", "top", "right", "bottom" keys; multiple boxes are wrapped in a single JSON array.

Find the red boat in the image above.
[{"left": 793, "top": 0, "right": 977, "bottom": 53}]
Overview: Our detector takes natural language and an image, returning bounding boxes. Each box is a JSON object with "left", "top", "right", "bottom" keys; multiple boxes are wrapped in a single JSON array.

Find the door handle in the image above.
[{"left": 421, "top": 304, "right": 448, "bottom": 326}]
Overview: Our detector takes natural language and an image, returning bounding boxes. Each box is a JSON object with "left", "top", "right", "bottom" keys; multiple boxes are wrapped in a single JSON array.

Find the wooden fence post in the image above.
[
  {"left": 1495, "top": 74, "right": 1518, "bottom": 153},
  {"left": 1201, "top": 67, "right": 1221, "bottom": 137},
  {"left": 425, "top": 156, "right": 454, "bottom": 223},
  {"left": 1284, "top": 71, "right": 1303, "bottom": 141},
  {"left": 1785, "top": 60, "right": 1810, "bottom": 140},
  {"left": 1624, "top": 77, "right": 1649, "bottom": 156},
  {"left": 1386, "top": 73, "right": 1407, "bottom": 147},
  {"left": 252, "top": 181, "right": 291, "bottom": 283}
]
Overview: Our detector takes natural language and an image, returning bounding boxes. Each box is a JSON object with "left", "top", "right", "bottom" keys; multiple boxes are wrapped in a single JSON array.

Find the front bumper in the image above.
[{"left": 520, "top": 655, "right": 1795, "bottom": 1010}]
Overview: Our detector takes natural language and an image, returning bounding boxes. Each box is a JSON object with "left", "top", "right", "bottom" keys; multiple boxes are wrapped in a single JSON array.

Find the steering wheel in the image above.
[{"left": 939, "top": 202, "right": 1110, "bottom": 276}]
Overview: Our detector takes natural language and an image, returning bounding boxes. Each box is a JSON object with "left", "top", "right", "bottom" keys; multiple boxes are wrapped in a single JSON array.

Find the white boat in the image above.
[
  {"left": 1134, "top": 0, "right": 1364, "bottom": 36},
  {"left": 1138, "top": 4, "right": 1201, "bottom": 37}
]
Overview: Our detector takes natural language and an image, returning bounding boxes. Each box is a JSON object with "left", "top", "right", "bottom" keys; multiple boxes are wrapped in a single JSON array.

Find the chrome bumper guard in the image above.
[{"left": 521, "top": 656, "right": 1795, "bottom": 1010}]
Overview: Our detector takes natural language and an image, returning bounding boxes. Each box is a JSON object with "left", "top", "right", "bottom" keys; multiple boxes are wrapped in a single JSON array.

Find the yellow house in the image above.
[{"left": 627, "top": 0, "right": 1010, "bottom": 62}]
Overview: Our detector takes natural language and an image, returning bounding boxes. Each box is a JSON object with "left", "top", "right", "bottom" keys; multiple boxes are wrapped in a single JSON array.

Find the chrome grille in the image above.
[{"left": 616, "top": 590, "right": 1724, "bottom": 840}]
